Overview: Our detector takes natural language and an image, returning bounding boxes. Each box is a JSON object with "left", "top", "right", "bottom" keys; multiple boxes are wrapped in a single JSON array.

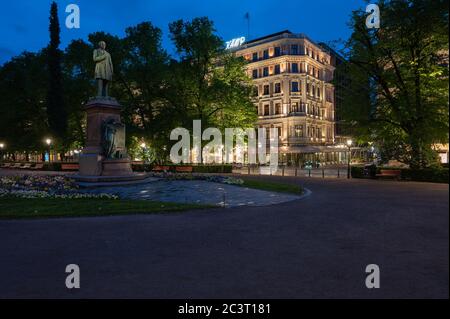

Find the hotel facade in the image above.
[{"left": 233, "top": 30, "right": 349, "bottom": 166}]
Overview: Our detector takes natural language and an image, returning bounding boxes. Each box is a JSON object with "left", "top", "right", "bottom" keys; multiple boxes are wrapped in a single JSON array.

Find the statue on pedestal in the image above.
[
  {"left": 74, "top": 39, "right": 144, "bottom": 182},
  {"left": 93, "top": 41, "right": 113, "bottom": 97},
  {"left": 102, "top": 118, "right": 126, "bottom": 159}
]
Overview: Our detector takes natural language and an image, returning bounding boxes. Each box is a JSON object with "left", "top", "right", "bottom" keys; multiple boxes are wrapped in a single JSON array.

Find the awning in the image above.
[{"left": 279, "top": 145, "right": 352, "bottom": 154}]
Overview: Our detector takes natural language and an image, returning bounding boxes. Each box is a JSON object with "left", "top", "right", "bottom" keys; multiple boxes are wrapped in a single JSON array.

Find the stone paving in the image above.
[{"left": 82, "top": 179, "right": 302, "bottom": 207}]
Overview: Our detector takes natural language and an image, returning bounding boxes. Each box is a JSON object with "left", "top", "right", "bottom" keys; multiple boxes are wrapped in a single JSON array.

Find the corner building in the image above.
[{"left": 234, "top": 30, "right": 347, "bottom": 165}]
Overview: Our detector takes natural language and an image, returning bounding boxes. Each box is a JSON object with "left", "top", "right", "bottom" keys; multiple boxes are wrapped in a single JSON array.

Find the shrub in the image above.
[
  {"left": 131, "top": 163, "right": 153, "bottom": 172},
  {"left": 401, "top": 168, "right": 448, "bottom": 183},
  {"left": 191, "top": 165, "right": 232, "bottom": 173},
  {"left": 351, "top": 166, "right": 365, "bottom": 178},
  {"left": 43, "top": 162, "right": 62, "bottom": 171}
]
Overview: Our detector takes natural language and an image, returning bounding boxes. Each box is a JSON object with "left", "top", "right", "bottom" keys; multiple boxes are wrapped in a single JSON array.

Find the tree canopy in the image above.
[
  {"left": 338, "top": 0, "right": 449, "bottom": 168},
  {"left": 0, "top": 13, "right": 256, "bottom": 163}
]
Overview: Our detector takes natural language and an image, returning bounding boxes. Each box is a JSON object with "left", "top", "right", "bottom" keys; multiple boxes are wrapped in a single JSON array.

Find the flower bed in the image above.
[
  {"left": 0, "top": 174, "right": 245, "bottom": 200},
  {"left": 0, "top": 175, "right": 118, "bottom": 199}
]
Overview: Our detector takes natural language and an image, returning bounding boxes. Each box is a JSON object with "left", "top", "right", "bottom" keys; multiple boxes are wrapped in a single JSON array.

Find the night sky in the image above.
[{"left": 0, "top": 0, "right": 367, "bottom": 63}]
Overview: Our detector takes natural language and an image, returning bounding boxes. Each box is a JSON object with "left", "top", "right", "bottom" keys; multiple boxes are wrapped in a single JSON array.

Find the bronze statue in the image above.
[
  {"left": 93, "top": 41, "right": 113, "bottom": 97},
  {"left": 102, "top": 118, "right": 126, "bottom": 159}
]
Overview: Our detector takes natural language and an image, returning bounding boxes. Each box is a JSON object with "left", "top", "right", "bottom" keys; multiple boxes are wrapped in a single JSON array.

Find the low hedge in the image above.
[
  {"left": 399, "top": 168, "right": 448, "bottom": 183},
  {"left": 351, "top": 165, "right": 449, "bottom": 183},
  {"left": 350, "top": 166, "right": 365, "bottom": 178},
  {"left": 192, "top": 165, "right": 232, "bottom": 173}
]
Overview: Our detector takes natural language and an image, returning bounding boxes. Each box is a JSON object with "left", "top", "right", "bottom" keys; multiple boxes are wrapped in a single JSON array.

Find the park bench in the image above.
[
  {"left": 152, "top": 166, "right": 170, "bottom": 172},
  {"left": 175, "top": 166, "right": 193, "bottom": 173},
  {"left": 0, "top": 163, "right": 12, "bottom": 169},
  {"left": 61, "top": 163, "right": 79, "bottom": 171},
  {"left": 20, "top": 163, "right": 32, "bottom": 169},
  {"left": 30, "top": 163, "right": 44, "bottom": 170},
  {"left": 10, "top": 163, "right": 23, "bottom": 169},
  {"left": 376, "top": 169, "right": 401, "bottom": 180}
]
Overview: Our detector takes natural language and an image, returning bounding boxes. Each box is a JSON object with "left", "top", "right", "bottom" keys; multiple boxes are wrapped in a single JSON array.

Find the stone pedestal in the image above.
[{"left": 73, "top": 97, "right": 147, "bottom": 183}]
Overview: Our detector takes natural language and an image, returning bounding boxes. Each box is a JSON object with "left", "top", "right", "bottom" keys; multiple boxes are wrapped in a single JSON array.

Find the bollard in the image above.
[
  {"left": 295, "top": 168, "right": 298, "bottom": 177},
  {"left": 322, "top": 167, "right": 325, "bottom": 178},
  {"left": 248, "top": 166, "right": 250, "bottom": 175},
  {"left": 337, "top": 168, "right": 340, "bottom": 178},
  {"left": 282, "top": 167, "right": 285, "bottom": 176},
  {"left": 309, "top": 169, "right": 311, "bottom": 177}
]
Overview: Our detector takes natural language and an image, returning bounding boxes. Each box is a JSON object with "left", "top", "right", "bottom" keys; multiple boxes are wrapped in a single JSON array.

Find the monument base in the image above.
[{"left": 102, "top": 158, "right": 133, "bottom": 176}]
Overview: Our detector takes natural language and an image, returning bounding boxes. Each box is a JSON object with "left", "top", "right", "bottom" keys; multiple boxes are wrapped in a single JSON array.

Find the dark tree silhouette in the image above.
[{"left": 46, "top": 1, "right": 68, "bottom": 142}]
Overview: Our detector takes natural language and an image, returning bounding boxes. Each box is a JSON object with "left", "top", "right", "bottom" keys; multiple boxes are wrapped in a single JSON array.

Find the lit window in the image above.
[
  {"left": 274, "top": 83, "right": 281, "bottom": 94},
  {"left": 274, "top": 64, "right": 280, "bottom": 75}
]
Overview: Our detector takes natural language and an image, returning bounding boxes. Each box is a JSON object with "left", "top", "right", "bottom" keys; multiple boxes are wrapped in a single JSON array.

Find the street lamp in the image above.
[
  {"left": 45, "top": 138, "right": 52, "bottom": 162},
  {"left": 0, "top": 143, "right": 5, "bottom": 161},
  {"left": 347, "top": 139, "right": 353, "bottom": 179}
]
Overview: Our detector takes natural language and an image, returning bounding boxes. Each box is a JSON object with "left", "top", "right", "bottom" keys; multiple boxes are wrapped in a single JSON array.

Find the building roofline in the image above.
[
  {"left": 236, "top": 30, "right": 327, "bottom": 53},
  {"left": 245, "top": 30, "right": 293, "bottom": 44}
]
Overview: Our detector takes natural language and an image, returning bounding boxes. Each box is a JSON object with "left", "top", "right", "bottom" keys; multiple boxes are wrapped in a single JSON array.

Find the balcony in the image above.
[{"left": 288, "top": 111, "right": 306, "bottom": 117}]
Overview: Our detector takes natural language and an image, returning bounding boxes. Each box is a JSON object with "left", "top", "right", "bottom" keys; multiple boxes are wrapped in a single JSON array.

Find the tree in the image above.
[
  {"left": 0, "top": 52, "right": 49, "bottom": 155},
  {"left": 166, "top": 17, "right": 256, "bottom": 159},
  {"left": 47, "top": 1, "right": 68, "bottom": 145},
  {"left": 340, "top": 0, "right": 449, "bottom": 168}
]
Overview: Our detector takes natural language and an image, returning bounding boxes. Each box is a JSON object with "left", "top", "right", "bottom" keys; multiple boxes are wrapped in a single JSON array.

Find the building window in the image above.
[
  {"left": 291, "top": 81, "right": 299, "bottom": 93},
  {"left": 263, "top": 85, "right": 270, "bottom": 95},
  {"left": 263, "top": 67, "right": 269, "bottom": 77},
  {"left": 274, "top": 46, "right": 281, "bottom": 57},
  {"left": 264, "top": 104, "right": 270, "bottom": 116},
  {"left": 275, "top": 103, "right": 282, "bottom": 114},
  {"left": 292, "top": 63, "right": 299, "bottom": 73},
  {"left": 317, "top": 87, "right": 321, "bottom": 98},
  {"left": 274, "top": 83, "right": 281, "bottom": 94},
  {"left": 294, "top": 125, "right": 303, "bottom": 137},
  {"left": 317, "top": 128, "right": 321, "bottom": 138},
  {"left": 300, "top": 102, "right": 306, "bottom": 112},
  {"left": 274, "top": 64, "right": 280, "bottom": 75},
  {"left": 291, "top": 44, "right": 298, "bottom": 55},
  {"left": 263, "top": 49, "right": 269, "bottom": 59},
  {"left": 252, "top": 69, "right": 258, "bottom": 79},
  {"left": 306, "top": 83, "right": 310, "bottom": 95},
  {"left": 252, "top": 52, "right": 258, "bottom": 62}
]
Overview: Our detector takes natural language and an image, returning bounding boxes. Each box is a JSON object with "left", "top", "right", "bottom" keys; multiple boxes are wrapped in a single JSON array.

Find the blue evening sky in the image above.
[{"left": 0, "top": 0, "right": 367, "bottom": 63}]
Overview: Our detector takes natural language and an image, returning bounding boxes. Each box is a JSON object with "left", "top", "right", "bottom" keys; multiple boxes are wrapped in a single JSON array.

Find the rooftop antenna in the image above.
[{"left": 244, "top": 12, "right": 250, "bottom": 40}]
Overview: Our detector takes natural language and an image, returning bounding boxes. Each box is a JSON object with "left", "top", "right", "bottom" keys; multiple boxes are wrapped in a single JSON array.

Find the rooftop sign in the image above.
[{"left": 225, "top": 37, "right": 246, "bottom": 50}]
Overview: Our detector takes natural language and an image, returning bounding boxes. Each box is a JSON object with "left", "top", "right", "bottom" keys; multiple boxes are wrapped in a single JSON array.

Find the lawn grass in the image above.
[
  {"left": 240, "top": 179, "right": 303, "bottom": 194},
  {"left": 0, "top": 197, "right": 213, "bottom": 219}
]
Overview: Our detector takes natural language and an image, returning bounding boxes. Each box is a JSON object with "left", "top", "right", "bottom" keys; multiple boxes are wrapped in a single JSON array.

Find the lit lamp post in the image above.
[
  {"left": 347, "top": 139, "right": 353, "bottom": 179},
  {"left": 0, "top": 143, "right": 5, "bottom": 162},
  {"left": 45, "top": 138, "right": 52, "bottom": 162}
]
